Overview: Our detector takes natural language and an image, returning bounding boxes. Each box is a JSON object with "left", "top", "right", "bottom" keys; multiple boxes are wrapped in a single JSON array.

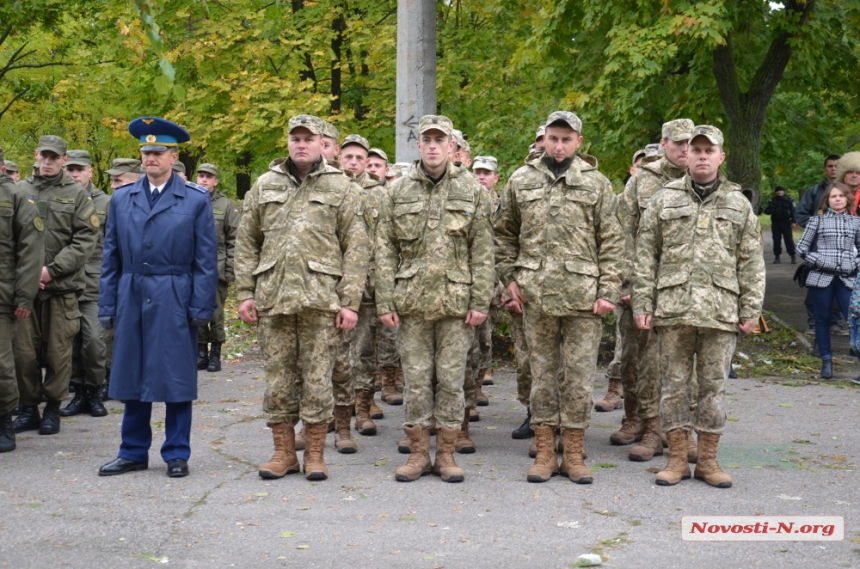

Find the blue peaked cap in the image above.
[{"left": 128, "top": 117, "right": 191, "bottom": 151}]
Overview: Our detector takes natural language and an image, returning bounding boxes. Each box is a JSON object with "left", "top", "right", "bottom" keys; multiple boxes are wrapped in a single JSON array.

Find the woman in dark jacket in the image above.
[{"left": 796, "top": 182, "right": 860, "bottom": 379}]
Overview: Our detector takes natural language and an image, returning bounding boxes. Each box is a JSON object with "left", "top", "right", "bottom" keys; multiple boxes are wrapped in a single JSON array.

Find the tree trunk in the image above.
[
  {"left": 331, "top": 10, "right": 345, "bottom": 114},
  {"left": 235, "top": 150, "right": 252, "bottom": 201}
]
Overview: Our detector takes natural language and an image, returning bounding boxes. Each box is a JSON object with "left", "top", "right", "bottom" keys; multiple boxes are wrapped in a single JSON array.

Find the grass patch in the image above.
[{"left": 733, "top": 313, "right": 821, "bottom": 378}]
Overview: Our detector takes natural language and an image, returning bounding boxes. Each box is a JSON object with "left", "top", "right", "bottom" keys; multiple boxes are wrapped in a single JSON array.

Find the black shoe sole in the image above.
[
  {"left": 98, "top": 464, "right": 148, "bottom": 476},
  {"left": 455, "top": 447, "right": 476, "bottom": 454},
  {"left": 305, "top": 472, "right": 328, "bottom": 481}
]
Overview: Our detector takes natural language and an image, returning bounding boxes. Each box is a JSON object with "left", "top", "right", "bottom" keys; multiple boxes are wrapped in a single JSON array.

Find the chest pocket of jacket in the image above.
[
  {"left": 303, "top": 191, "right": 340, "bottom": 234},
  {"left": 393, "top": 198, "right": 425, "bottom": 241},
  {"left": 659, "top": 204, "right": 695, "bottom": 246},
  {"left": 46, "top": 198, "right": 76, "bottom": 238},
  {"left": 259, "top": 187, "right": 291, "bottom": 231},
  {"left": 562, "top": 189, "right": 597, "bottom": 225},
  {"left": 714, "top": 205, "right": 745, "bottom": 250},
  {"left": 445, "top": 197, "right": 474, "bottom": 235}
]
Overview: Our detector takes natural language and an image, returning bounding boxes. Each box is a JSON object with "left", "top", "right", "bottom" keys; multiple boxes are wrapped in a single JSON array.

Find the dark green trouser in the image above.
[
  {"left": 0, "top": 313, "right": 18, "bottom": 415},
  {"left": 70, "top": 300, "right": 106, "bottom": 387},
  {"left": 198, "top": 281, "right": 228, "bottom": 344}
]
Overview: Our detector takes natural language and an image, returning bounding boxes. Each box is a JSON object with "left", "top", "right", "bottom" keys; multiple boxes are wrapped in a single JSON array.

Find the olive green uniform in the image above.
[{"left": 198, "top": 189, "right": 241, "bottom": 344}]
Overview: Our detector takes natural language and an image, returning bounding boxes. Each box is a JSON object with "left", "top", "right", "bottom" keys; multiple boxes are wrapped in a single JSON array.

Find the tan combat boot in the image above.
[
  {"left": 476, "top": 369, "right": 490, "bottom": 406},
  {"left": 394, "top": 366, "right": 404, "bottom": 393},
  {"left": 333, "top": 405, "right": 357, "bottom": 454},
  {"left": 258, "top": 423, "right": 300, "bottom": 479},
  {"left": 685, "top": 428, "right": 698, "bottom": 463},
  {"left": 609, "top": 397, "right": 644, "bottom": 445},
  {"left": 655, "top": 428, "right": 692, "bottom": 486},
  {"left": 526, "top": 425, "right": 559, "bottom": 482},
  {"left": 455, "top": 409, "right": 476, "bottom": 454},
  {"left": 469, "top": 408, "right": 480, "bottom": 422},
  {"left": 295, "top": 424, "right": 306, "bottom": 451},
  {"left": 594, "top": 377, "right": 623, "bottom": 412},
  {"left": 395, "top": 424, "right": 432, "bottom": 481},
  {"left": 482, "top": 367, "right": 495, "bottom": 385},
  {"left": 302, "top": 423, "right": 329, "bottom": 480},
  {"left": 628, "top": 417, "right": 664, "bottom": 462},
  {"left": 380, "top": 367, "right": 403, "bottom": 405},
  {"left": 433, "top": 426, "right": 465, "bottom": 482},
  {"left": 694, "top": 433, "right": 732, "bottom": 488},
  {"left": 369, "top": 389, "right": 384, "bottom": 420},
  {"left": 560, "top": 429, "right": 592, "bottom": 484},
  {"left": 354, "top": 390, "right": 377, "bottom": 436}
]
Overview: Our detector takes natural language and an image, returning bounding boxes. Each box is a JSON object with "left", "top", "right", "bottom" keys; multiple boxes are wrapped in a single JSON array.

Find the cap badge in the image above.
[
  {"left": 142, "top": 119, "right": 155, "bottom": 125},
  {"left": 146, "top": 134, "right": 157, "bottom": 143}
]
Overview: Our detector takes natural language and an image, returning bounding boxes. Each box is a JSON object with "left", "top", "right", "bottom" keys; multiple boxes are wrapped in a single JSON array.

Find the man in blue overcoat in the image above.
[{"left": 98, "top": 117, "right": 218, "bottom": 478}]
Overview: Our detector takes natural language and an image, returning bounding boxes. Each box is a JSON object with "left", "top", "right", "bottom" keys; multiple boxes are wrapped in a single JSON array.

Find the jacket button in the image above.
[{"left": 147, "top": 299, "right": 151, "bottom": 304}]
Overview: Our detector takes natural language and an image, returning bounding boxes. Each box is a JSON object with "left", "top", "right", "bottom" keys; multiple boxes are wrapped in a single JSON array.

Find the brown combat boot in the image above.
[
  {"left": 397, "top": 435, "right": 411, "bottom": 454},
  {"left": 482, "top": 367, "right": 495, "bottom": 385},
  {"left": 528, "top": 442, "right": 537, "bottom": 458},
  {"left": 380, "top": 368, "right": 403, "bottom": 405},
  {"left": 258, "top": 423, "right": 300, "bottom": 479},
  {"left": 333, "top": 405, "right": 357, "bottom": 454},
  {"left": 685, "top": 428, "right": 698, "bottom": 463},
  {"left": 526, "top": 425, "right": 559, "bottom": 482},
  {"left": 302, "top": 423, "right": 329, "bottom": 480},
  {"left": 354, "top": 390, "right": 378, "bottom": 436},
  {"left": 560, "top": 428, "right": 592, "bottom": 484},
  {"left": 469, "top": 407, "right": 480, "bottom": 422},
  {"left": 295, "top": 424, "right": 306, "bottom": 451},
  {"left": 476, "top": 370, "right": 489, "bottom": 406},
  {"left": 369, "top": 389, "right": 384, "bottom": 420},
  {"left": 694, "top": 433, "right": 732, "bottom": 488},
  {"left": 594, "top": 377, "right": 623, "bottom": 412},
  {"left": 433, "top": 426, "right": 465, "bottom": 482},
  {"left": 628, "top": 417, "right": 664, "bottom": 462},
  {"left": 455, "top": 409, "right": 476, "bottom": 454},
  {"left": 394, "top": 366, "right": 404, "bottom": 393},
  {"left": 655, "top": 428, "right": 692, "bottom": 486},
  {"left": 609, "top": 397, "right": 644, "bottom": 445},
  {"left": 395, "top": 424, "right": 431, "bottom": 481}
]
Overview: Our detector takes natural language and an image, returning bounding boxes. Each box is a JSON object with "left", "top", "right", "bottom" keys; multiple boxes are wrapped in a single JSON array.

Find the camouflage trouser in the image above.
[
  {"left": 525, "top": 308, "right": 602, "bottom": 429},
  {"left": 614, "top": 305, "right": 660, "bottom": 420},
  {"left": 377, "top": 319, "right": 400, "bottom": 368},
  {"left": 351, "top": 303, "right": 379, "bottom": 393},
  {"left": 14, "top": 293, "right": 80, "bottom": 406},
  {"left": 70, "top": 300, "right": 107, "bottom": 387},
  {"left": 605, "top": 307, "right": 624, "bottom": 381},
  {"left": 657, "top": 325, "right": 736, "bottom": 435},
  {"left": 258, "top": 311, "right": 338, "bottom": 427},
  {"left": 199, "top": 281, "right": 228, "bottom": 344},
  {"left": 0, "top": 314, "right": 18, "bottom": 415},
  {"left": 331, "top": 328, "right": 354, "bottom": 406},
  {"left": 399, "top": 315, "right": 471, "bottom": 429},
  {"left": 510, "top": 311, "right": 532, "bottom": 407}
]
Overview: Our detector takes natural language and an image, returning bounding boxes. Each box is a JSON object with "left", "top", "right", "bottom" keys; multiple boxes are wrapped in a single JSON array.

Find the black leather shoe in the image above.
[
  {"left": 59, "top": 389, "right": 90, "bottom": 417},
  {"left": 13, "top": 406, "right": 41, "bottom": 433},
  {"left": 167, "top": 458, "right": 189, "bottom": 478},
  {"left": 197, "top": 344, "right": 209, "bottom": 370},
  {"left": 511, "top": 408, "right": 534, "bottom": 439},
  {"left": 0, "top": 412, "right": 16, "bottom": 453},
  {"left": 99, "top": 457, "right": 148, "bottom": 476},
  {"left": 39, "top": 401, "right": 61, "bottom": 435}
]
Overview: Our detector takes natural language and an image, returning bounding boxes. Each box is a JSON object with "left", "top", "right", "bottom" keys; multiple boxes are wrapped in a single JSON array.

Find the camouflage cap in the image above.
[
  {"left": 288, "top": 114, "right": 324, "bottom": 135},
  {"left": 197, "top": 163, "right": 219, "bottom": 177},
  {"left": 662, "top": 119, "right": 695, "bottom": 142},
  {"left": 36, "top": 135, "right": 67, "bottom": 156},
  {"left": 645, "top": 143, "right": 661, "bottom": 156},
  {"left": 368, "top": 147, "right": 388, "bottom": 161},
  {"left": 66, "top": 149, "right": 92, "bottom": 167},
  {"left": 535, "top": 125, "right": 546, "bottom": 141},
  {"left": 452, "top": 129, "right": 469, "bottom": 150},
  {"left": 106, "top": 158, "right": 142, "bottom": 176},
  {"left": 545, "top": 111, "right": 582, "bottom": 133},
  {"left": 632, "top": 149, "right": 647, "bottom": 165},
  {"left": 321, "top": 120, "right": 340, "bottom": 141},
  {"left": 341, "top": 134, "right": 370, "bottom": 152},
  {"left": 172, "top": 161, "right": 187, "bottom": 174},
  {"left": 691, "top": 125, "right": 724, "bottom": 146},
  {"left": 418, "top": 115, "right": 454, "bottom": 136},
  {"left": 388, "top": 162, "right": 411, "bottom": 177},
  {"left": 473, "top": 156, "right": 498, "bottom": 172},
  {"left": 5, "top": 160, "right": 17, "bottom": 173}
]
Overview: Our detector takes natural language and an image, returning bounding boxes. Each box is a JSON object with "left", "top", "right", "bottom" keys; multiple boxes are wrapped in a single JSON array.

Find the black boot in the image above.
[
  {"left": 100, "top": 372, "right": 111, "bottom": 402},
  {"left": 773, "top": 255, "right": 781, "bottom": 264},
  {"left": 790, "top": 254, "right": 797, "bottom": 264},
  {"left": 88, "top": 386, "right": 108, "bottom": 417},
  {"left": 728, "top": 366, "right": 738, "bottom": 379},
  {"left": 13, "top": 405, "right": 41, "bottom": 433},
  {"left": 39, "top": 401, "right": 61, "bottom": 435},
  {"left": 821, "top": 358, "right": 833, "bottom": 380},
  {"left": 511, "top": 407, "right": 534, "bottom": 439},
  {"left": 59, "top": 386, "right": 90, "bottom": 417},
  {"left": 0, "top": 412, "right": 15, "bottom": 453},
  {"left": 11, "top": 405, "right": 21, "bottom": 416},
  {"left": 197, "top": 344, "right": 209, "bottom": 370},
  {"left": 207, "top": 342, "right": 222, "bottom": 372}
]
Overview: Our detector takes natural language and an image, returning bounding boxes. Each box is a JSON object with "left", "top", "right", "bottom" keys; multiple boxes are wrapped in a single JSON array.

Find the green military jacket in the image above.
[
  {"left": 210, "top": 189, "right": 242, "bottom": 282},
  {"left": 235, "top": 158, "right": 369, "bottom": 316},
  {"left": 80, "top": 183, "right": 110, "bottom": 303},
  {"left": 0, "top": 173, "right": 44, "bottom": 313},
  {"left": 633, "top": 172, "right": 765, "bottom": 332},
  {"left": 355, "top": 171, "right": 387, "bottom": 306},
  {"left": 620, "top": 155, "right": 686, "bottom": 294},
  {"left": 494, "top": 153, "right": 624, "bottom": 316},
  {"left": 17, "top": 173, "right": 98, "bottom": 297},
  {"left": 375, "top": 160, "right": 495, "bottom": 319}
]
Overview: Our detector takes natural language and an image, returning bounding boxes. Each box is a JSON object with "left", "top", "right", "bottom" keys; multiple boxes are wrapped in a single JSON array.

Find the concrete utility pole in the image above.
[{"left": 395, "top": 0, "right": 436, "bottom": 163}]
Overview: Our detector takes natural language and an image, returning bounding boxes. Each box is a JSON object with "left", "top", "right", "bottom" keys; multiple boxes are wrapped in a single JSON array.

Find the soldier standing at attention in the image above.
[
  {"left": 60, "top": 150, "right": 110, "bottom": 418},
  {"left": 634, "top": 125, "right": 765, "bottom": 488},
  {"left": 172, "top": 161, "right": 188, "bottom": 181},
  {"left": 495, "top": 111, "right": 624, "bottom": 484},
  {"left": 0, "top": 150, "right": 44, "bottom": 452},
  {"left": 366, "top": 148, "right": 389, "bottom": 181},
  {"left": 236, "top": 115, "right": 369, "bottom": 481},
  {"left": 195, "top": 163, "right": 241, "bottom": 373},
  {"left": 376, "top": 115, "right": 494, "bottom": 483},
  {"left": 13, "top": 136, "right": 98, "bottom": 436}
]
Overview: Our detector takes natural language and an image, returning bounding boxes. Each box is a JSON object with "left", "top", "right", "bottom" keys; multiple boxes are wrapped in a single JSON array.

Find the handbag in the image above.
[{"left": 793, "top": 263, "right": 811, "bottom": 287}]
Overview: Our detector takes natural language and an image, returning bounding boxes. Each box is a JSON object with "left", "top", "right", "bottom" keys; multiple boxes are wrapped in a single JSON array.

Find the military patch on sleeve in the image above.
[
  {"left": 90, "top": 214, "right": 100, "bottom": 228},
  {"left": 33, "top": 217, "right": 44, "bottom": 232},
  {"left": 26, "top": 195, "right": 35, "bottom": 204}
]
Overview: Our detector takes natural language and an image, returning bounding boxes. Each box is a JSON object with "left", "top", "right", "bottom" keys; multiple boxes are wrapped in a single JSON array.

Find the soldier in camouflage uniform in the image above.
[
  {"left": 236, "top": 115, "right": 369, "bottom": 481},
  {"left": 13, "top": 136, "right": 98, "bottom": 436},
  {"left": 320, "top": 121, "right": 341, "bottom": 163},
  {"left": 60, "top": 150, "right": 109, "bottom": 418},
  {"left": 495, "top": 111, "right": 624, "bottom": 484},
  {"left": 376, "top": 115, "right": 494, "bottom": 483},
  {"left": 633, "top": 125, "right": 765, "bottom": 488},
  {"left": 195, "top": 163, "right": 242, "bottom": 374},
  {"left": 0, "top": 150, "right": 44, "bottom": 452},
  {"left": 366, "top": 148, "right": 389, "bottom": 181}
]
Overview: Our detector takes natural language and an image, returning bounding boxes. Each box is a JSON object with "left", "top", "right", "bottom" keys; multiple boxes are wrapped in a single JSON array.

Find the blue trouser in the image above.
[
  {"left": 118, "top": 399, "right": 193, "bottom": 463},
  {"left": 809, "top": 280, "right": 851, "bottom": 360}
]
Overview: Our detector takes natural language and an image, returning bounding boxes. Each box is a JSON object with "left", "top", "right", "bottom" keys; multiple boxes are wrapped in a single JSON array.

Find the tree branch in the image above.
[{"left": 0, "top": 87, "right": 31, "bottom": 123}]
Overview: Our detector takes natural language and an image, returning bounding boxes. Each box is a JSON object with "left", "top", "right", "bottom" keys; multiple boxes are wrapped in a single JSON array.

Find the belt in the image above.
[{"left": 125, "top": 263, "right": 192, "bottom": 276}]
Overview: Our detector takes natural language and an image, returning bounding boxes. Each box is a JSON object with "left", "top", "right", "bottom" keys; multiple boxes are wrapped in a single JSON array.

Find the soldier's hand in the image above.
[
  {"left": 465, "top": 309, "right": 488, "bottom": 327},
  {"left": 379, "top": 312, "right": 400, "bottom": 328},
  {"left": 620, "top": 294, "right": 632, "bottom": 306},
  {"left": 14, "top": 308, "right": 31, "bottom": 319},
  {"left": 40, "top": 266, "right": 52, "bottom": 287},
  {"left": 738, "top": 319, "right": 757, "bottom": 334},
  {"left": 98, "top": 316, "right": 115, "bottom": 330},
  {"left": 239, "top": 299, "right": 258, "bottom": 324},
  {"left": 593, "top": 298, "right": 615, "bottom": 316},
  {"left": 505, "top": 299, "right": 523, "bottom": 314},
  {"left": 635, "top": 314, "right": 652, "bottom": 330},
  {"left": 336, "top": 307, "right": 358, "bottom": 331},
  {"left": 506, "top": 281, "right": 526, "bottom": 306}
]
